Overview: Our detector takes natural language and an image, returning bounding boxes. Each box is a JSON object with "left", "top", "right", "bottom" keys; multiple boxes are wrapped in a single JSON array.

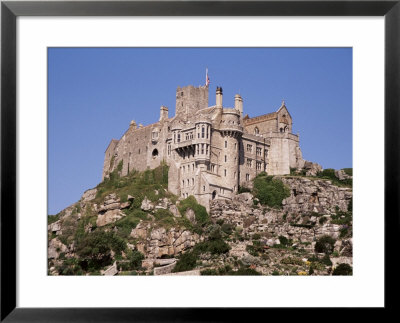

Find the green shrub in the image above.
[
  {"left": 331, "top": 210, "right": 352, "bottom": 225},
  {"left": 173, "top": 250, "right": 198, "bottom": 272},
  {"left": 231, "top": 268, "right": 261, "bottom": 276},
  {"left": 319, "top": 168, "right": 336, "bottom": 179},
  {"left": 347, "top": 197, "right": 353, "bottom": 212},
  {"left": 75, "top": 230, "right": 126, "bottom": 270},
  {"left": 332, "top": 263, "right": 352, "bottom": 275},
  {"left": 315, "top": 235, "right": 336, "bottom": 254},
  {"left": 339, "top": 226, "right": 350, "bottom": 238},
  {"left": 321, "top": 254, "right": 332, "bottom": 266},
  {"left": 207, "top": 225, "right": 222, "bottom": 240},
  {"left": 319, "top": 216, "right": 328, "bottom": 225},
  {"left": 118, "top": 250, "right": 144, "bottom": 271},
  {"left": 195, "top": 239, "right": 230, "bottom": 255},
  {"left": 200, "top": 268, "right": 219, "bottom": 275},
  {"left": 238, "top": 186, "right": 251, "bottom": 193},
  {"left": 252, "top": 233, "right": 261, "bottom": 240},
  {"left": 216, "top": 219, "right": 224, "bottom": 226},
  {"left": 278, "top": 235, "right": 292, "bottom": 246},
  {"left": 253, "top": 174, "right": 290, "bottom": 208},
  {"left": 56, "top": 258, "right": 84, "bottom": 275},
  {"left": 221, "top": 223, "right": 233, "bottom": 235}
]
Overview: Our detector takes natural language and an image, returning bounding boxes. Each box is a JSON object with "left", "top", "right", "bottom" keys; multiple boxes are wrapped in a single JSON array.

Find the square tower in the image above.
[{"left": 175, "top": 85, "right": 209, "bottom": 119}]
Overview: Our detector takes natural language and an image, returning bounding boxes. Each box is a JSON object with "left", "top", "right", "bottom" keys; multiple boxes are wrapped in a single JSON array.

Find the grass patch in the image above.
[
  {"left": 48, "top": 213, "right": 60, "bottom": 225},
  {"left": 342, "top": 168, "right": 353, "bottom": 176},
  {"left": 316, "top": 168, "right": 352, "bottom": 187},
  {"left": 253, "top": 173, "right": 290, "bottom": 208}
]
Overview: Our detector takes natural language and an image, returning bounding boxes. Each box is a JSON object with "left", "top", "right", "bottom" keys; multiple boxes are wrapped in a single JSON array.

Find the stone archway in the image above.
[{"left": 212, "top": 190, "right": 217, "bottom": 200}]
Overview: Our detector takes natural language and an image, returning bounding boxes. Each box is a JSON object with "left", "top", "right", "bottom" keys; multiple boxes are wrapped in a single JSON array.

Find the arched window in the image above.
[
  {"left": 152, "top": 149, "right": 158, "bottom": 157},
  {"left": 254, "top": 127, "right": 259, "bottom": 135}
]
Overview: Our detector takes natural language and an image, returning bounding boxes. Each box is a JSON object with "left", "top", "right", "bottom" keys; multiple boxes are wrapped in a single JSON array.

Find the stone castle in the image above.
[{"left": 103, "top": 85, "right": 305, "bottom": 209}]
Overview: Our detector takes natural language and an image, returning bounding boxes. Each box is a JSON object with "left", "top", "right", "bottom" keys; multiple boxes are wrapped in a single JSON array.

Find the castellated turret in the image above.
[{"left": 102, "top": 83, "right": 305, "bottom": 211}]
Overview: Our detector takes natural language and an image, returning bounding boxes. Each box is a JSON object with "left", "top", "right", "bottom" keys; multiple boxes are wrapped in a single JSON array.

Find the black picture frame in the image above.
[{"left": 1, "top": 1, "right": 399, "bottom": 321}]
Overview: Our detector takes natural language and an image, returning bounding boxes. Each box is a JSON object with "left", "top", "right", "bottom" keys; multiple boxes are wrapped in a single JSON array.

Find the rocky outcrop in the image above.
[
  {"left": 48, "top": 238, "right": 68, "bottom": 259},
  {"left": 96, "top": 193, "right": 132, "bottom": 227},
  {"left": 302, "top": 161, "right": 322, "bottom": 176},
  {"left": 281, "top": 177, "right": 352, "bottom": 215},
  {"left": 335, "top": 169, "right": 352, "bottom": 180},
  {"left": 131, "top": 221, "right": 202, "bottom": 259},
  {"left": 48, "top": 221, "right": 62, "bottom": 234},
  {"left": 184, "top": 208, "right": 196, "bottom": 224},
  {"left": 81, "top": 188, "right": 97, "bottom": 202},
  {"left": 169, "top": 204, "right": 181, "bottom": 217},
  {"left": 97, "top": 209, "right": 123, "bottom": 227},
  {"left": 210, "top": 178, "right": 352, "bottom": 245},
  {"left": 141, "top": 197, "right": 154, "bottom": 211}
]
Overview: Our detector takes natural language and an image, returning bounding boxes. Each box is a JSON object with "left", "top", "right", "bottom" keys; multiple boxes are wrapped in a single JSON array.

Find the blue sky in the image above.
[{"left": 48, "top": 48, "right": 352, "bottom": 215}]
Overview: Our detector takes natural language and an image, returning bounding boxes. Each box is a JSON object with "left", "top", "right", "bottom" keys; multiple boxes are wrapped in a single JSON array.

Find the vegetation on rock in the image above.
[{"left": 253, "top": 172, "right": 290, "bottom": 208}]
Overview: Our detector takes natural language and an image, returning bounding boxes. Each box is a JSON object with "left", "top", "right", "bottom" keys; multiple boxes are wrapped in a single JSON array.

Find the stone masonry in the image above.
[{"left": 103, "top": 84, "right": 305, "bottom": 210}]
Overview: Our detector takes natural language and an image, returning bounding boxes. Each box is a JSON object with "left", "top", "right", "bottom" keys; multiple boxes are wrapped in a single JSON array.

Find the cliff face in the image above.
[{"left": 48, "top": 168, "right": 353, "bottom": 276}]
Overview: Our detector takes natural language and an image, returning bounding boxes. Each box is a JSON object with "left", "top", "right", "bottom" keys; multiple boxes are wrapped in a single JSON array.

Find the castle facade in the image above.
[{"left": 102, "top": 85, "right": 305, "bottom": 209}]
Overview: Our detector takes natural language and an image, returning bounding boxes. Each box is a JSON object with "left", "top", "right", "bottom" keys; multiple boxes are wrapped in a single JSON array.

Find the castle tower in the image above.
[
  {"left": 175, "top": 85, "right": 209, "bottom": 120},
  {"left": 220, "top": 109, "right": 242, "bottom": 193}
]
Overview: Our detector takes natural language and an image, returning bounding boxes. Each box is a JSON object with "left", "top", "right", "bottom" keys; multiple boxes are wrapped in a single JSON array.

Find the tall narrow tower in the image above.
[{"left": 175, "top": 85, "right": 209, "bottom": 119}]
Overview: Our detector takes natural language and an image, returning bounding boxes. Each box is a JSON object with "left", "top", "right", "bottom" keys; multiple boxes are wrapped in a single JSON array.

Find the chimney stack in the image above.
[
  {"left": 159, "top": 105, "right": 169, "bottom": 121},
  {"left": 234, "top": 94, "right": 243, "bottom": 118},
  {"left": 216, "top": 86, "right": 223, "bottom": 108}
]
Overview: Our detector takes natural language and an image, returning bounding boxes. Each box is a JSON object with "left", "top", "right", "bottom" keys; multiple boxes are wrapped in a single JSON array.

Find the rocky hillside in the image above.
[{"left": 48, "top": 164, "right": 353, "bottom": 276}]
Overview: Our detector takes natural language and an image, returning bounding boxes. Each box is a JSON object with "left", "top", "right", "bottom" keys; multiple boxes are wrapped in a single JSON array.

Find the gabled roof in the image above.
[{"left": 276, "top": 102, "right": 292, "bottom": 120}]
